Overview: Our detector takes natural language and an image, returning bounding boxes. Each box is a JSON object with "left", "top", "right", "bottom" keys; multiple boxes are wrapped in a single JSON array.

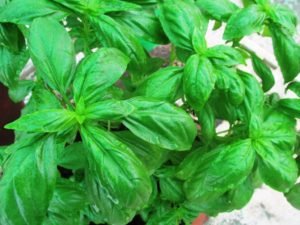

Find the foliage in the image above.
[{"left": 0, "top": 0, "right": 300, "bottom": 224}]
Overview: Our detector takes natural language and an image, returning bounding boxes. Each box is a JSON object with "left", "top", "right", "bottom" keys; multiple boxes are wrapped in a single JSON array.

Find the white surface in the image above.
[{"left": 206, "top": 186, "right": 300, "bottom": 225}]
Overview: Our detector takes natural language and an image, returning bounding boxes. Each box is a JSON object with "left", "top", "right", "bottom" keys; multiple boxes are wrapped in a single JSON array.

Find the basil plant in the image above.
[{"left": 0, "top": 0, "right": 300, "bottom": 224}]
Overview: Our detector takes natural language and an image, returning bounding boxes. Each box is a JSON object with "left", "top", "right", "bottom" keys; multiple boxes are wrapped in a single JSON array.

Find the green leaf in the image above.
[
  {"left": 196, "top": 0, "right": 239, "bottom": 21},
  {"left": 224, "top": 5, "right": 266, "bottom": 40},
  {"left": 0, "top": 23, "right": 25, "bottom": 52},
  {"left": 73, "top": 48, "right": 129, "bottom": 104},
  {"left": 237, "top": 70, "right": 264, "bottom": 122},
  {"left": 53, "top": 0, "right": 140, "bottom": 15},
  {"left": 251, "top": 108, "right": 298, "bottom": 192},
  {"left": 285, "top": 183, "right": 300, "bottom": 210},
  {"left": 183, "top": 55, "right": 216, "bottom": 111},
  {"left": 115, "top": 131, "right": 168, "bottom": 175},
  {"left": 5, "top": 109, "right": 77, "bottom": 133},
  {"left": 157, "top": 0, "right": 208, "bottom": 50},
  {"left": 269, "top": 25, "right": 300, "bottom": 83},
  {"left": 113, "top": 8, "right": 168, "bottom": 44},
  {"left": 205, "top": 45, "right": 245, "bottom": 66},
  {"left": 29, "top": 17, "right": 76, "bottom": 93},
  {"left": 268, "top": 4, "right": 298, "bottom": 34},
  {"left": 0, "top": 136, "right": 57, "bottom": 225},
  {"left": 80, "top": 125, "right": 152, "bottom": 225},
  {"left": 159, "top": 177, "right": 185, "bottom": 203},
  {"left": 91, "top": 15, "right": 149, "bottom": 82},
  {"left": 251, "top": 53, "right": 274, "bottom": 92},
  {"left": 254, "top": 140, "right": 298, "bottom": 192},
  {"left": 123, "top": 97, "right": 197, "bottom": 151},
  {"left": 84, "top": 99, "right": 135, "bottom": 121},
  {"left": 0, "top": 0, "right": 65, "bottom": 24},
  {"left": 134, "top": 67, "right": 183, "bottom": 102},
  {"left": 58, "top": 142, "right": 87, "bottom": 170},
  {"left": 192, "top": 28, "right": 207, "bottom": 54},
  {"left": 286, "top": 81, "right": 300, "bottom": 97},
  {"left": 178, "top": 139, "right": 255, "bottom": 201},
  {"left": 8, "top": 80, "right": 35, "bottom": 103},
  {"left": 215, "top": 67, "right": 245, "bottom": 105},
  {"left": 279, "top": 98, "right": 300, "bottom": 118},
  {"left": 197, "top": 104, "right": 216, "bottom": 142}
]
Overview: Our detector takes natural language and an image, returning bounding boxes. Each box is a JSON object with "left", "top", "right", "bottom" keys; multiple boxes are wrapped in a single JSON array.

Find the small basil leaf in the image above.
[
  {"left": 196, "top": 0, "right": 239, "bottom": 21},
  {"left": 73, "top": 48, "right": 129, "bottom": 104},
  {"left": 268, "top": 4, "right": 298, "bottom": 34},
  {"left": 183, "top": 55, "right": 216, "bottom": 111},
  {"left": 192, "top": 28, "right": 207, "bottom": 54},
  {"left": 269, "top": 24, "right": 300, "bottom": 83},
  {"left": 134, "top": 66, "right": 183, "bottom": 102},
  {"left": 197, "top": 104, "right": 215, "bottom": 143},
  {"left": 5, "top": 109, "right": 77, "bottom": 133},
  {"left": 58, "top": 142, "right": 87, "bottom": 170},
  {"left": 159, "top": 177, "right": 185, "bottom": 203},
  {"left": 285, "top": 183, "right": 300, "bottom": 210},
  {"left": 205, "top": 45, "right": 245, "bottom": 66},
  {"left": 29, "top": 17, "right": 76, "bottom": 93},
  {"left": 123, "top": 97, "right": 197, "bottom": 151},
  {"left": 224, "top": 5, "right": 266, "bottom": 40},
  {"left": 157, "top": 0, "right": 208, "bottom": 50},
  {"left": 286, "top": 81, "right": 300, "bottom": 97},
  {"left": 8, "top": 80, "right": 35, "bottom": 103},
  {"left": 279, "top": 98, "right": 300, "bottom": 118},
  {"left": 251, "top": 53, "right": 274, "bottom": 92}
]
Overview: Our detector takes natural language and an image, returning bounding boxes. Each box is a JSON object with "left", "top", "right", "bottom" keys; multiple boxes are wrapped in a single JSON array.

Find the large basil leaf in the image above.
[
  {"left": 73, "top": 48, "right": 129, "bottom": 104},
  {"left": 183, "top": 55, "right": 216, "bottom": 111},
  {"left": 251, "top": 109, "right": 298, "bottom": 192},
  {"left": 183, "top": 177, "right": 254, "bottom": 218},
  {"left": 114, "top": 9, "right": 168, "bottom": 44},
  {"left": 196, "top": 0, "right": 239, "bottom": 21},
  {"left": 134, "top": 67, "right": 183, "bottom": 102},
  {"left": 285, "top": 183, "right": 300, "bottom": 210},
  {"left": 251, "top": 53, "right": 274, "bottom": 92},
  {"left": 5, "top": 109, "right": 77, "bottom": 133},
  {"left": 123, "top": 97, "right": 197, "bottom": 151},
  {"left": 0, "top": 136, "right": 57, "bottom": 225},
  {"left": 91, "top": 15, "right": 148, "bottom": 82},
  {"left": 224, "top": 5, "right": 266, "bottom": 40},
  {"left": 254, "top": 140, "right": 298, "bottom": 192},
  {"left": 80, "top": 125, "right": 152, "bottom": 225},
  {"left": 84, "top": 99, "right": 135, "bottom": 121},
  {"left": 157, "top": 0, "right": 207, "bottom": 50},
  {"left": 115, "top": 131, "right": 168, "bottom": 174},
  {"left": 0, "top": 0, "right": 65, "bottom": 24},
  {"left": 178, "top": 139, "right": 255, "bottom": 201},
  {"left": 29, "top": 17, "right": 76, "bottom": 93},
  {"left": 269, "top": 25, "right": 300, "bottom": 83}
]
